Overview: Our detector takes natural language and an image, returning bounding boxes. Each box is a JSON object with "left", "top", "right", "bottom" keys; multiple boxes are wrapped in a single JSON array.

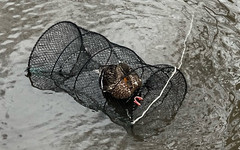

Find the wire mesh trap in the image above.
[{"left": 27, "top": 21, "right": 187, "bottom": 137}]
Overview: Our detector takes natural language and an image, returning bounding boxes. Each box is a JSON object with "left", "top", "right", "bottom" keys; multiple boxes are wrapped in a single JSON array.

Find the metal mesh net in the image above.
[{"left": 27, "top": 21, "right": 187, "bottom": 138}]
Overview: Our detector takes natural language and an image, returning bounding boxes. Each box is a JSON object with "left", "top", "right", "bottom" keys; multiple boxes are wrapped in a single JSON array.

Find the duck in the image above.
[{"left": 99, "top": 63, "right": 143, "bottom": 106}]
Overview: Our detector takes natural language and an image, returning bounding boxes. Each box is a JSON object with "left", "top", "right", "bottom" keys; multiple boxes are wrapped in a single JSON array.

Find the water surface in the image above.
[{"left": 0, "top": 0, "right": 240, "bottom": 149}]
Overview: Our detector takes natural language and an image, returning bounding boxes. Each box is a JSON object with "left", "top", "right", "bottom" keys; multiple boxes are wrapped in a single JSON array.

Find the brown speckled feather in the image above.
[{"left": 100, "top": 63, "right": 141, "bottom": 99}]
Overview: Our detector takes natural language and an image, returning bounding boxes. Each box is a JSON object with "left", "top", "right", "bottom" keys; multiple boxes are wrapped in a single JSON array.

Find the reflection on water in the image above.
[{"left": 0, "top": 0, "right": 240, "bottom": 149}]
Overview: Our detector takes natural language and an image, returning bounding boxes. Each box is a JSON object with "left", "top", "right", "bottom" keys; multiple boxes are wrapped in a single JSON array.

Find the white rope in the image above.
[
  {"left": 178, "top": 13, "right": 194, "bottom": 69},
  {"left": 131, "top": 13, "right": 194, "bottom": 125}
]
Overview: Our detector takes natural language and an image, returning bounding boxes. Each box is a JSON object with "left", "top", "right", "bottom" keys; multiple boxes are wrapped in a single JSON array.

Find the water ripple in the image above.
[{"left": 0, "top": 0, "right": 240, "bottom": 149}]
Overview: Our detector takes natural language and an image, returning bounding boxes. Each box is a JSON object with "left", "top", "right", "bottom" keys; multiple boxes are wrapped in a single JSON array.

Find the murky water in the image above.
[{"left": 0, "top": 0, "right": 240, "bottom": 149}]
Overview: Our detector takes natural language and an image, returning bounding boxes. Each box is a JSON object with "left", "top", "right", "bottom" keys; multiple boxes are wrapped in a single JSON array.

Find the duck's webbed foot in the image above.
[{"left": 134, "top": 96, "right": 143, "bottom": 106}]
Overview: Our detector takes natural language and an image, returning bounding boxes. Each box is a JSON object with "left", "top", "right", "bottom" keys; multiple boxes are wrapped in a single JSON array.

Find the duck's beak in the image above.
[{"left": 134, "top": 96, "right": 143, "bottom": 106}]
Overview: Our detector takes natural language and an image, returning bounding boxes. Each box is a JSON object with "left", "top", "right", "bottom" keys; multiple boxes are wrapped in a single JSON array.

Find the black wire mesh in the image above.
[{"left": 27, "top": 21, "right": 187, "bottom": 138}]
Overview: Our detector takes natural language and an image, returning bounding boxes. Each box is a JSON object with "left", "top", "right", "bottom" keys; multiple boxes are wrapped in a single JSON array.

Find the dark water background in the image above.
[{"left": 0, "top": 0, "right": 240, "bottom": 149}]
